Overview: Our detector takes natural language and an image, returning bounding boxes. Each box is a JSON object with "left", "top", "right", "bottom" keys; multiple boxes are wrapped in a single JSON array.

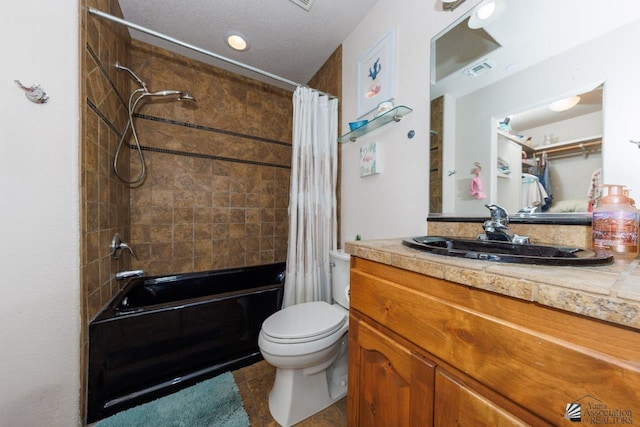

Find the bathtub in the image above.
[{"left": 87, "top": 262, "right": 285, "bottom": 423}]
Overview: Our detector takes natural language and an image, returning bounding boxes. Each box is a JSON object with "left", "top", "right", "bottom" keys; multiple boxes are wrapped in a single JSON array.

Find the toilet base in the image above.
[{"left": 268, "top": 337, "right": 348, "bottom": 426}]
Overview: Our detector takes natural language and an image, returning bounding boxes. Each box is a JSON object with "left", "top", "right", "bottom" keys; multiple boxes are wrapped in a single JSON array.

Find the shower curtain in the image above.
[{"left": 283, "top": 87, "right": 339, "bottom": 307}]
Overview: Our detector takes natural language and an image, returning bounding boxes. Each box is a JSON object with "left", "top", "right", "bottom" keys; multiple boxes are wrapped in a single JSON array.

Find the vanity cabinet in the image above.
[{"left": 347, "top": 257, "right": 640, "bottom": 426}]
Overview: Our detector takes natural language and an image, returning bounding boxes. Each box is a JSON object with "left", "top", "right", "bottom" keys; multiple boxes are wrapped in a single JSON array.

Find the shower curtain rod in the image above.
[{"left": 87, "top": 7, "right": 337, "bottom": 99}]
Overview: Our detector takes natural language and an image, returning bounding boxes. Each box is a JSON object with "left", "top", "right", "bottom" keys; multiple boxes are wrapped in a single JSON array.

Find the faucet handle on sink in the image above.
[{"left": 484, "top": 204, "right": 509, "bottom": 227}]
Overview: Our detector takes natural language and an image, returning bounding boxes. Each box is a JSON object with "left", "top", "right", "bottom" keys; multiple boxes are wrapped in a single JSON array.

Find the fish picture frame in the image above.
[{"left": 356, "top": 30, "right": 396, "bottom": 118}]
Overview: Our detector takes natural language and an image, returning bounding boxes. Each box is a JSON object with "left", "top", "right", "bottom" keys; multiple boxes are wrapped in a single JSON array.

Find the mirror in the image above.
[{"left": 430, "top": 0, "right": 640, "bottom": 216}]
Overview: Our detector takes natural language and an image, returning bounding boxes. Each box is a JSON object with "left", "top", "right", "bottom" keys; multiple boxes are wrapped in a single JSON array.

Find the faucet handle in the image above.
[{"left": 110, "top": 233, "right": 136, "bottom": 259}]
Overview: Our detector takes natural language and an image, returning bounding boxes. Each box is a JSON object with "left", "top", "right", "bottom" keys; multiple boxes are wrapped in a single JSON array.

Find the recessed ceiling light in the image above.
[{"left": 224, "top": 31, "right": 249, "bottom": 52}]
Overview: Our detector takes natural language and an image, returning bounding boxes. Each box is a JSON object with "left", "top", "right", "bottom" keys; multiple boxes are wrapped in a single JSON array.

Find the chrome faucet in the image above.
[
  {"left": 516, "top": 206, "right": 538, "bottom": 216},
  {"left": 478, "top": 204, "right": 530, "bottom": 244},
  {"left": 116, "top": 269, "right": 145, "bottom": 281},
  {"left": 110, "top": 233, "right": 135, "bottom": 260}
]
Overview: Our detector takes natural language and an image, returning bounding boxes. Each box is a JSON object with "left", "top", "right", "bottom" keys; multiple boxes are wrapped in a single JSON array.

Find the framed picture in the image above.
[
  {"left": 360, "top": 142, "right": 382, "bottom": 177},
  {"left": 356, "top": 30, "right": 396, "bottom": 118}
]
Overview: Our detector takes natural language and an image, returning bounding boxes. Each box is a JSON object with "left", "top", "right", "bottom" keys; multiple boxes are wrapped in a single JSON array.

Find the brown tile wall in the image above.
[
  {"left": 128, "top": 40, "right": 293, "bottom": 275},
  {"left": 80, "top": 0, "right": 132, "bottom": 421}
]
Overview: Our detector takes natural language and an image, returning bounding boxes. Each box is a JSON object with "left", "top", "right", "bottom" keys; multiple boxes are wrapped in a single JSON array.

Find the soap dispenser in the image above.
[{"left": 592, "top": 184, "right": 639, "bottom": 255}]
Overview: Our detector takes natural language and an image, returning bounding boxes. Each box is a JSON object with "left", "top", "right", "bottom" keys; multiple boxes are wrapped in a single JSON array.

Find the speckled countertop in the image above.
[{"left": 344, "top": 238, "right": 640, "bottom": 331}]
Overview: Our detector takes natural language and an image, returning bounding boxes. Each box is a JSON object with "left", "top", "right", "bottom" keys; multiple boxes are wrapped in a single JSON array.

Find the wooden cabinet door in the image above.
[
  {"left": 434, "top": 368, "right": 535, "bottom": 427},
  {"left": 348, "top": 314, "right": 435, "bottom": 427}
]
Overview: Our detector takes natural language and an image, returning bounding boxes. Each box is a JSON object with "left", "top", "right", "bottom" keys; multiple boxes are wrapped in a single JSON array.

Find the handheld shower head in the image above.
[
  {"left": 115, "top": 63, "right": 196, "bottom": 103},
  {"left": 178, "top": 91, "right": 196, "bottom": 103},
  {"left": 144, "top": 90, "right": 197, "bottom": 103},
  {"left": 113, "top": 67, "right": 197, "bottom": 187}
]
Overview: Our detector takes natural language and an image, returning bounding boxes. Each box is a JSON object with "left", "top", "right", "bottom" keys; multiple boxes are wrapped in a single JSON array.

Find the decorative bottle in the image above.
[{"left": 592, "top": 184, "right": 639, "bottom": 255}]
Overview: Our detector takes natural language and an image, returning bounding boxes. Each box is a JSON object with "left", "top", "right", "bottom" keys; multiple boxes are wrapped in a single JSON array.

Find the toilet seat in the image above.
[{"left": 261, "top": 301, "right": 347, "bottom": 344}]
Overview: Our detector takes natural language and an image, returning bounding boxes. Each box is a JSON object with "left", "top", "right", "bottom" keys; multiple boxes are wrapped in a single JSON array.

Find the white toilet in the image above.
[{"left": 258, "top": 249, "right": 351, "bottom": 426}]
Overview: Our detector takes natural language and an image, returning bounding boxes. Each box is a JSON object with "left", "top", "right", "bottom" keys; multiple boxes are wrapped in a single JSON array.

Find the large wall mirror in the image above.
[{"left": 430, "top": 0, "right": 640, "bottom": 216}]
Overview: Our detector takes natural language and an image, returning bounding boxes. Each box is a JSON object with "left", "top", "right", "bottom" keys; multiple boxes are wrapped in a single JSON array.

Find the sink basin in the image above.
[{"left": 402, "top": 236, "right": 614, "bottom": 266}]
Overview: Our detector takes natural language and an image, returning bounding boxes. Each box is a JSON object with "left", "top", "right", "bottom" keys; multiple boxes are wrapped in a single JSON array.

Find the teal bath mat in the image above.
[{"left": 95, "top": 371, "right": 249, "bottom": 427}]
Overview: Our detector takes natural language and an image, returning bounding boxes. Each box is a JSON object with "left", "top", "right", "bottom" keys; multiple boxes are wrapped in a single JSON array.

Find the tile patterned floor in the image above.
[{"left": 232, "top": 360, "right": 347, "bottom": 427}]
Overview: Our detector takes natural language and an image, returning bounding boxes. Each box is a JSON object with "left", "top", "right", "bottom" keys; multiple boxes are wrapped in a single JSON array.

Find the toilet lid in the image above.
[{"left": 262, "top": 301, "right": 347, "bottom": 343}]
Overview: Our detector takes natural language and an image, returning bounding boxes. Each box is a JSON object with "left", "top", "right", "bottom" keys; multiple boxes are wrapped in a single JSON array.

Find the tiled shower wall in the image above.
[
  {"left": 81, "top": 0, "right": 132, "bottom": 419},
  {"left": 128, "top": 40, "right": 293, "bottom": 275}
]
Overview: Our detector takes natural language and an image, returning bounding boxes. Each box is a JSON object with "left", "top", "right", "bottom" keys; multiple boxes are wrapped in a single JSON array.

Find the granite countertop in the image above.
[{"left": 344, "top": 238, "right": 640, "bottom": 331}]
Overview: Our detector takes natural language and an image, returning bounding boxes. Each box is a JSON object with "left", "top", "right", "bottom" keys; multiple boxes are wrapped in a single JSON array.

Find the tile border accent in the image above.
[
  {"left": 86, "top": 43, "right": 127, "bottom": 107},
  {"left": 136, "top": 144, "right": 291, "bottom": 169},
  {"left": 87, "top": 100, "right": 291, "bottom": 169},
  {"left": 87, "top": 98, "right": 121, "bottom": 135},
  {"left": 135, "top": 114, "right": 292, "bottom": 147}
]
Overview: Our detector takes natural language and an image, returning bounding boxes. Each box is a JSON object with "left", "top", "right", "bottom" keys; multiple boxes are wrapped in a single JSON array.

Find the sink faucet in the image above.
[
  {"left": 478, "top": 204, "right": 530, "bottom": 244},
  {"left": 516, "top": 206, "right": 538, "bottom": 216}
]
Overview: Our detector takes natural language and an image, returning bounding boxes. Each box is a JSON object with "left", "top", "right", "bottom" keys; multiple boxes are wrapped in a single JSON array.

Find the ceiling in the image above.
[{"left": 117, "top": 0, "right": 380, "bottom": 91}]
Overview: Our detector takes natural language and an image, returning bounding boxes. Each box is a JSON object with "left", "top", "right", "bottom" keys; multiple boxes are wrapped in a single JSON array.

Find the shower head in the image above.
[
  {"left": 144, "top": 90, "right": 197, "bottom": 103},
  {"left": 115, "top": 63, "right": 196, "bottom": 103}
]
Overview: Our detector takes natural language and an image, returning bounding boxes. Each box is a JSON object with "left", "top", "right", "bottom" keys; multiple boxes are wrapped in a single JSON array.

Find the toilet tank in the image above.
[{"left": 330, "top": 250, "right": 351, "bottom": 309}]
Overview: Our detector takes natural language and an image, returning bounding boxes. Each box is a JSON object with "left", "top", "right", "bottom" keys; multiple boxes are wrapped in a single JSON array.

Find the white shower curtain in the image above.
[{"left": 283, "top": 87, "right": 339, "bottom": 307}]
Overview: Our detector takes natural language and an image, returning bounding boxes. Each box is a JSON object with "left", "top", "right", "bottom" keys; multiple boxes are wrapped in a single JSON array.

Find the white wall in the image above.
[
  {"left": 0, "top": 0, "right": 80, "bottom": 426},
  {"left": 340, "top": 0, "right": 475, "bottom": 246}
]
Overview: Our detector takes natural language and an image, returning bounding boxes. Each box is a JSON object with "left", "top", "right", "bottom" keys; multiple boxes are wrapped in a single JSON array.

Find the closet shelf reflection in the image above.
[
  {"left": 338, "top": 105, "right": 412, "bottom": 143},
  {"left": 535, "top": 136, "right": 602, "bottom": 158}
]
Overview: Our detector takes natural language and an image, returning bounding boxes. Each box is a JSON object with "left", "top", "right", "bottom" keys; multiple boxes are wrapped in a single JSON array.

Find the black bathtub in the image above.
[{"left": 87, "top": 262, "right": 285, "bottom": 423}]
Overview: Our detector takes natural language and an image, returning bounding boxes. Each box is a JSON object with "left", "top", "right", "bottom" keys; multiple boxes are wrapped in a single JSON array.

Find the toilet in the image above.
[{"left": 258, "top": 249, "right": 351, "bottom": 426}]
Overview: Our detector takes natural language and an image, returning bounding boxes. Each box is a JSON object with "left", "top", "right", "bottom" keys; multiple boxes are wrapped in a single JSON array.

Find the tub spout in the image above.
[{"left": 116, "top": 269, "right": 144, "bottom": 281}]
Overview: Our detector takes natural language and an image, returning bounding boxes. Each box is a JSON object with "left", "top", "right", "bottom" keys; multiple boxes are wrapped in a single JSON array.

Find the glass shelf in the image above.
[{"left": 338, "top": 105, "right": 413, "bottom": 143}]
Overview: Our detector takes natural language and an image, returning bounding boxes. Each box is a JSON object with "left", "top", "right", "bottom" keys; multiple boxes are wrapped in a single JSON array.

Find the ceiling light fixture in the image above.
[
  {"left": 468, "top": 0, "right": 506, "bottom": 29},
  {"left": 224, "top": 31, "right": 249, "bottom": 52},
  {"left": 549, "top": 95, "right": 581, "bottom": 112}
]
